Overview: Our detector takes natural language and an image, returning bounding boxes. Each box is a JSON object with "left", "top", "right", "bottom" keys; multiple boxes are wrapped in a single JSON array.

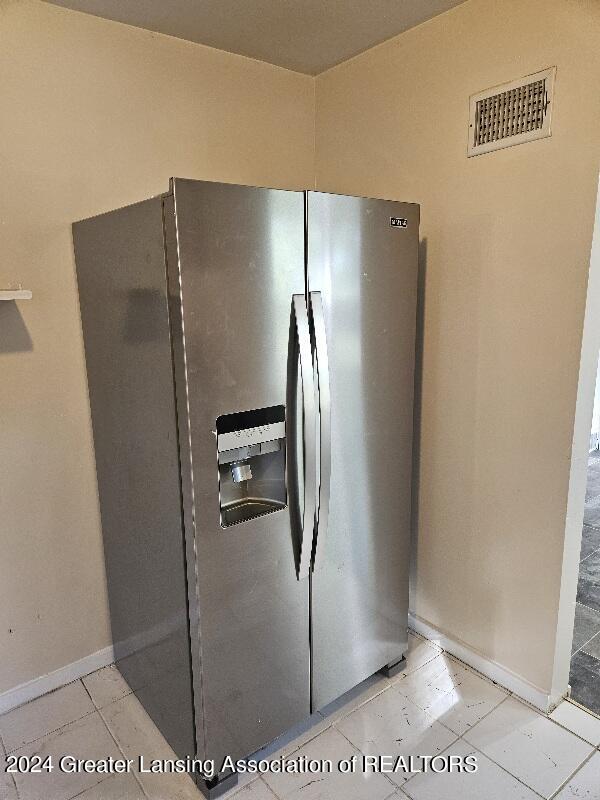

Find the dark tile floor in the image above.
[{"left": 570, "top": 450, "right": 600, "bottom": 714}]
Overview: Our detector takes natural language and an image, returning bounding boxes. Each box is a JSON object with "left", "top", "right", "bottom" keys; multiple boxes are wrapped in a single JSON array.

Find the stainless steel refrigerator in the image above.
[{"left": 73, "top": 179, "right": 418, "bottom": 796}]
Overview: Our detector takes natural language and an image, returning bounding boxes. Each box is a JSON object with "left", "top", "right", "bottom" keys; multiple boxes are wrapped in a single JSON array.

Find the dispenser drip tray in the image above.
[
  {"left": 216, "top": 405, "right": 287, "bottom": 528},
  {"left": 220, "top": 498, "right": 287, "bottom": 527}
]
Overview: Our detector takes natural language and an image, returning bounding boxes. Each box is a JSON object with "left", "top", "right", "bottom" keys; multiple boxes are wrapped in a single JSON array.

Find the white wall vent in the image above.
[{"left": 467, "top": 67, "right": 555, "bottom": 157}]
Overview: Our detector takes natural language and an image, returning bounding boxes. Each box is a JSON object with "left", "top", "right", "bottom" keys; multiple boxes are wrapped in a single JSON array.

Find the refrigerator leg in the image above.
[
  {"left": 197, "top": 772, "right": 238, "bottom": 799},
  {"left": 379, "top": 656, "right": 406, "bottom": 679}
]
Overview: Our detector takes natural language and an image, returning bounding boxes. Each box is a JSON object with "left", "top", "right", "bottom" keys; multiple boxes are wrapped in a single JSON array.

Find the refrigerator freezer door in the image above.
[
  {"left": 167, "top": 180, "right": 310, "bottom": 765},
  {"left": 307, "top": 191, "right": 419, "bottom": 710}
]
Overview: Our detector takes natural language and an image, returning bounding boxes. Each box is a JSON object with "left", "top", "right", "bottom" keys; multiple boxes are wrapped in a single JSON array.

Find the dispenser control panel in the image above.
[{"left": 217, "top": 422, "right": 286, "bottom": 461}]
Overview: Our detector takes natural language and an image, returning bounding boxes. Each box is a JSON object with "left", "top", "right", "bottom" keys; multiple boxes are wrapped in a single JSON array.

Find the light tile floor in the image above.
[{"left": 1, "top": 632, "right": 599, "bottom": 800}]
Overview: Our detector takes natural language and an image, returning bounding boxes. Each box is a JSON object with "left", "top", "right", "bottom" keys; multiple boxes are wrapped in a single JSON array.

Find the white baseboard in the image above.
[
  {"left": 0, "top": 616, "right": 563, "bottom": 717},
  {"left": 0, "top": 612, "right": 180, "bottom": 716},
  {"left": 409, "top": 612, "right": 560, "bottom": 713},
  {"left": 0, "top": 645, "right": 115, "bottom": 715}
]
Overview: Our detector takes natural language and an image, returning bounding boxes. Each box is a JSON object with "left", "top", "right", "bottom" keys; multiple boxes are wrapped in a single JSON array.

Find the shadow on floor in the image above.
[{"left": 570, "top": 450, "right": 600, "bottom": 714}]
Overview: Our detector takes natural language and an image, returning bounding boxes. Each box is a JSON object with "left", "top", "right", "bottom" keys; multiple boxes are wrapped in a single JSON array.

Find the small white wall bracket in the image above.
[{"left": 0, "top": 290, "right": 32, "bottom": 300}]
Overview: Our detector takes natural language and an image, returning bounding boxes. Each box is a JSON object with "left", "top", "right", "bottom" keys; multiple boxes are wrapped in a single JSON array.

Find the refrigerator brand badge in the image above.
[{"left": 390, "top": 217, "right": 408, "bottom": 228}]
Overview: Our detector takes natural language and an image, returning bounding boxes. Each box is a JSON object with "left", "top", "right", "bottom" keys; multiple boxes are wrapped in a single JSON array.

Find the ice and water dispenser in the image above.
[{"left": 217, "top": 405, "right": 287, "bottom": 527}]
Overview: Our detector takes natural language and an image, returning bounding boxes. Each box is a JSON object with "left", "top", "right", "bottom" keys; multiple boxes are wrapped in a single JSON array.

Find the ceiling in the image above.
[{"left": 46, "top": 0, "right": 467, "bottom": 75}]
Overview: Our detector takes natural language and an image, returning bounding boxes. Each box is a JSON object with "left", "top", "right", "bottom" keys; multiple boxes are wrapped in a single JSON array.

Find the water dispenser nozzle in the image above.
[{"left": 231, "top": 462, "right": 253, "bottom": 483}]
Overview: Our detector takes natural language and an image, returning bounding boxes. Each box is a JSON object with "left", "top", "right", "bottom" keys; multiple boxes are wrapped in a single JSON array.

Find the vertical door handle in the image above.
[
  {"left": 310, "top": 291, "right": 331, "bottom": 571},
  {"left": 288, "top": 294, "right": 317, "bottom": 579}
]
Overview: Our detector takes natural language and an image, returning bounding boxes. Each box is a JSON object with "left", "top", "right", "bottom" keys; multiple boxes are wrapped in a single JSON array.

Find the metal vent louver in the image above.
[{"left": 468, "top": 68, "right": 555, "bottom": 156}]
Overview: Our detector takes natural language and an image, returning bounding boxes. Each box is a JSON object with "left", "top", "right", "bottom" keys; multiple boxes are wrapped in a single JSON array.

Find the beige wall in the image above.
[
  {"left": 315, "top": 0, "right": 600, "bottom": 693},
  {"left": 0, "top": 0, "right": 314, "bottom": 695}
]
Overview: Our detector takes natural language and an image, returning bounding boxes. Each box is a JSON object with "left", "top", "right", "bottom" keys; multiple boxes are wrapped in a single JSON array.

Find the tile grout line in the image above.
[
  {"left": 520, "top": 691, "right": 600, "bottom": 744},
  {"left": 79, "top": 677, "right": 98, "bottom": 711},
  {"left": 570, "top": 639, "right": 600, "bottom": 661},
  {"left": 331, "top": 675, "right": 514, "bottom": 795},
  {"left": 453, "top": 732, "right": 549, "bottom": 799},
  {"left": 67, "top": 679, "right": 145, "bottom": 800},
  {"left": 67, "top": 773, "right": 115, "bottom": 800},
  {"left": 569, "top": 599, "right": 600, "bottom": 619},
  {"left": 321, "top": 684, "right": 393, "bottom": 729},
  {"left": 0, "top": 728, "right": 19, "bottom": 799},
  {"left": 454, "top": 739, "right": 546, "bottom": 800},
  {"left": 567, "top": 637, "right": 600, "bottom": 715},
  {"left": 447, "top": 689, "right": 512, "bottom": 735},
  {"left": 49, "top": 696, "right": 109, "bottom": 800},
  {"left": 257, "top": 775, "right": 285, "bottom": 800},
  {"left": 573, "top": 615, "right": 600, "bottom": 660},
  {"left": 547, "top": 747, "right": 598, "bottom": 799},
  {"left": 459, "top": 698, "right": 597, "bottom": 799},
  {"left": 571, "top": 641, "right": 590, "bottom": 659},
  {"left": 282, "top": 720, "right": 334, "bottom": 757},
  {"left": 580, "top": 635, "right": 600, "bottom": 659},
  {"left": 570, "top": 643, "right": 600, "bottom": 665},
  {"left": 77, "top": 677, "right": 148, "bottom": 797},
  {"left": 550, "top": 717, "right": 600, "bottom": 745},
  {"left": 95, "top": 699, "right": 149, "bottom": 798},
  {"left": 560, "top": 696, "right": 600, "bottom": 726},
  {"left": 579, "top": 543, "right": 600, "bottom": 564},
  {"left": 399, "top": 730, "right": 546, "bottom": 800},
  {"left": 327, "top": 724, "right": 399, "bottom": 794},
  {"left": 3, "top": 707, "right": 98, "bottom": 754},
  {"left": 389, "top": 669, "right": 511, "bottom": 741},
  {"left": 574, "top": 597, "right": 600, "bottom": 624},
  {"left": 49, "top": 682, "right": 117, "bottom": 800},
  {"left": 332, "top": 706, "right": 417, "bottom": 796}
]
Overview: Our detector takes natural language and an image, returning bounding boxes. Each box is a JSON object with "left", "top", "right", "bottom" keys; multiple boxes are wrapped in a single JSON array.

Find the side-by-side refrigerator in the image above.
[{"left": 73, "top": 179, "right": 418, "bottom": 796}]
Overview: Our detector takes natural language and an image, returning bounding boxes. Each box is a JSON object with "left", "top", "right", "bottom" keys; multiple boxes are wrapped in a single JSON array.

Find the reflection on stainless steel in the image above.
[
  {"left": 309, "top": 291, "right": 331, "bottom": 573},
  {"left": 73, "top": 179, "right": 418, "bottom": 797},
  {"left": 230, "top": 462, "right": 253, "bottom": 483}
]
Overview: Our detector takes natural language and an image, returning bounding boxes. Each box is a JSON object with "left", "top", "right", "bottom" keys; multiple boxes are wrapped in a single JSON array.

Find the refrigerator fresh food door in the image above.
[
  {"left": 307, "top": 191, "right": 419, "bottom": 710},
  {"left": 166, "top": 179, "right": 310, "bottom": 765}
]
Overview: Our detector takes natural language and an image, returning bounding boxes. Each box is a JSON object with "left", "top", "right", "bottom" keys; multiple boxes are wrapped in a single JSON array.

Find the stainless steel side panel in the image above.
[
  {"left": 73, "top": 198, "right": 197, "bottom": 759},
  {"left": 168, "top": 179, "right": 310, "bottom": 765},
  {"left": 307, "top": 192, "right": 419, "bottom": 710}
]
